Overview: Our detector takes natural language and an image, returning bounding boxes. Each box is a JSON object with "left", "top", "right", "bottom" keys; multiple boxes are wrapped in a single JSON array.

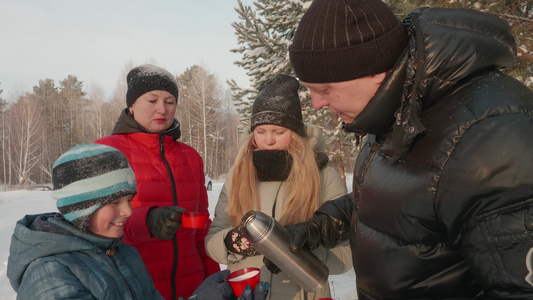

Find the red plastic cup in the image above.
[
  {"left": 181, "top": 212, "right": 209, "bottom": 229},
  {"left": 226, "top": 267, "right": 260, "bottom": 297},
  {"left": 316, "top": 298, "right": 334, "bottom": 300}
]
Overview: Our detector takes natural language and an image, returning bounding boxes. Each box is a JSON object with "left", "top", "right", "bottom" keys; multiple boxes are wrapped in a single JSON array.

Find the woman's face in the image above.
[
  {"left": 253, "top": 124, "right": 292, "bottom": 150},
  {"left": 88, "top": 194, "right": 133, "bottom": 238},
  {"left": 130, "top": 90, "right": 177, "bottom": 133}
]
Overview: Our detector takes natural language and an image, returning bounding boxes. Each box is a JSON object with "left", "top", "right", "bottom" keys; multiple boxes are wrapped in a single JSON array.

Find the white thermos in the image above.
[{"left": 240, "top": 210, "right": 329, "bottom": 292}]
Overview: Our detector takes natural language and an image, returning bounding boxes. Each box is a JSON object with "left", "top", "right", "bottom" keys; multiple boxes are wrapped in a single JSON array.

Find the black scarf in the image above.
[
  {"left": 253, "top": 150, "right": 329, "bottom": 181},
  {"left": 253, "top": 150, "right": 292, "bottom": 181}
]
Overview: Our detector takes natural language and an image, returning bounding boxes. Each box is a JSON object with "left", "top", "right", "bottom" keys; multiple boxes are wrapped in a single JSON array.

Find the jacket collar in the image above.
[
  {"left": 344, "top": 7, "right": 516, "bottom": 160},
  {"left": 111, "top": 108, "right": 181, "bottom": 140}
]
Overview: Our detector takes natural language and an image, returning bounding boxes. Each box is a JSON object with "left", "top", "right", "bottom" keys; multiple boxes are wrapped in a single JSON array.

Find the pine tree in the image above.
[
  {"left": 32, "top": 79, "right": 63, "bottom": 183},
  {"left": 58, "top": 75, "right": 87, "bottom": 151},
  {"left": 33, "top": 79, "right": 61, "bottom": 162},
  {"left": 229, "top": 0, "right": 301, "bottom": 132}
]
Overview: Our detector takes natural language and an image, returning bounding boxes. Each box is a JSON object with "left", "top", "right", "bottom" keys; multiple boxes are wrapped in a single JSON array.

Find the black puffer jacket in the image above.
[{"left": 321, "top": 7, "right": 533, "bottom": 299}]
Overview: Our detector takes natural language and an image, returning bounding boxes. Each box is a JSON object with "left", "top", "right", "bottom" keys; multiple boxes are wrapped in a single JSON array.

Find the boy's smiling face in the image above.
[{"left": 88, "top": 194, "right": 133, "bottom": 238}]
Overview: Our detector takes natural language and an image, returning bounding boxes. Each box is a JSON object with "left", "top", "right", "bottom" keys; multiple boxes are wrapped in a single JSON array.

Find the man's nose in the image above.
[{"left": 311, "top": 94, "right": 328, "bottom": 110}]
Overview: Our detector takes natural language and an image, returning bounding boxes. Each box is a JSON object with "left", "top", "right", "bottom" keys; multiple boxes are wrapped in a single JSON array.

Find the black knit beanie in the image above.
[
  {"left": 126, "top": 64, "right": 179, "bottom": 107},
  {"left": 289, "top": 0, "right": 408, "bottom": 83},
  {"left": 250, "top": 74, "right": 304, "bottom": 136}
]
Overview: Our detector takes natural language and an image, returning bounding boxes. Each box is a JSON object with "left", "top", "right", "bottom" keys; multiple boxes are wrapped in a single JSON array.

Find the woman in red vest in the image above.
[{"left": 96, "top": 64, "right": 220, "bottom": 299}]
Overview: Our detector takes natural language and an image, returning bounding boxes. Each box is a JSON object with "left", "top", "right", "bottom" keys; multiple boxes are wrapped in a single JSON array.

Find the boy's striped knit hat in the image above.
[{"left": 52, "top": 144, "right": 137, "bottom": 232}]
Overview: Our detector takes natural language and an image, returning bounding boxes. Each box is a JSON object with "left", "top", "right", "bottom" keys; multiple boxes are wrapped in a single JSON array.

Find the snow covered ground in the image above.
[{"left": 0, "top": 180, "right": 357, "bottom": 300}]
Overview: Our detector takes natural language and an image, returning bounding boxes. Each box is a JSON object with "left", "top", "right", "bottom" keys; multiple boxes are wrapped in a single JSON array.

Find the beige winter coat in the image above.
[{"left": 205, "top": 127, "right": 352, "bottom": 299}]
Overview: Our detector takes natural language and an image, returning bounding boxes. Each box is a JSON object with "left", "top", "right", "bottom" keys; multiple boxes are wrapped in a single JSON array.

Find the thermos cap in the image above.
[{"left": 240, "top": 210, "right": 273, "bottom": 243}]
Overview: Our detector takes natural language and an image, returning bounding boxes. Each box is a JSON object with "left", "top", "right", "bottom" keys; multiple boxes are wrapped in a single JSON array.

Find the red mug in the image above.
[
  {"left": 226, "top": 267, "right": 260, "bottom": 297},
  {"left": 181, "top": 212, "right": 209, "bottom": 229}
]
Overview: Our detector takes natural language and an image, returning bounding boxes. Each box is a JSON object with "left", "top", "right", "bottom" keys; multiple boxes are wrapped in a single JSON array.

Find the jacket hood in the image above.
[
  {"left": 7, "top": 213, "right": 121, "bottom": 291},
  {"left": 111, "top": 108, "right": 182, "bottom": 140},
  {"left": 402, "top": 7, "right": 515, "bottom": 107},
  {"left": 304, "top": 122, "right": 329, "bottom": 169},
  {"left": 345, "top": 7, "right": 516, "bottom": 158}
]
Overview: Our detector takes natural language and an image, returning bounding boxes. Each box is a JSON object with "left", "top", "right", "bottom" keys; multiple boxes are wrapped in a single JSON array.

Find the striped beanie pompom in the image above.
[{"left": 52, "top": 144, "right": 137, "bottom": 232}]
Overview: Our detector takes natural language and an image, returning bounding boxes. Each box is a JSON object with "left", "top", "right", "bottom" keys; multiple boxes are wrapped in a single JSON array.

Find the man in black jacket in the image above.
[{"left": 287, "top": 0, "right": 533, "bottom": 298}]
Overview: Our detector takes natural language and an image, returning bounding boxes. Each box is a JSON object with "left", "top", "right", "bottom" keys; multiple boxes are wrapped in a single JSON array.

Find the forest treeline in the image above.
[
  {"left": 1, "top": 0, "right": 531, "bottom": 190},
  {"left": 0, "top": 64, "right": 242, "bottom": 189}
]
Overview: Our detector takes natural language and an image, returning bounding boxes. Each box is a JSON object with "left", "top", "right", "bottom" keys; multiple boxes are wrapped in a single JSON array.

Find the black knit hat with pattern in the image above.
[
  {"left": 250, "top": 74, "right": 304, "bottom": 136},
  {"left": 289, "top": 0, "right": 408, "bottom": 83},
  {"left": 126, "top": 64, "right": 179, "bottom": 107}
]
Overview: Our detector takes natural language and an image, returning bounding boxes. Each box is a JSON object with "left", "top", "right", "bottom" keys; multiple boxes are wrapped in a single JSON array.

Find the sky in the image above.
[
  {"left": 0, "top": 181, "right": 358, "bottom": 299},
  {"left": 0, "top": 0, "right": 252, "bottom": 101}
]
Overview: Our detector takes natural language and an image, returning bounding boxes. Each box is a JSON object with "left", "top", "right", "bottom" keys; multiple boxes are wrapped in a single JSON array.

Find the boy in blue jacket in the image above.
[
  {"left": 7, "top": 143, "right": 268, "bottom": 300},
  {"left": 7, "top": 143, "right": 165, "bottom": 299}
]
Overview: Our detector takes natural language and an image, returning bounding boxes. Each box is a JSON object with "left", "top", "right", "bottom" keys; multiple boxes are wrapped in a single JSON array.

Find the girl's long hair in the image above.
[{"left": 228, "top": 131, "right": 320, "bottom": 226}]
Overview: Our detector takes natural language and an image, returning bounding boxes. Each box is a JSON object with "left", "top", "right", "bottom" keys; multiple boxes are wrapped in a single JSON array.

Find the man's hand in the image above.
[
  {"left": 146, "top": 206, "right": 186, "bottom": 240},
  {"left": 288, "top": 197, "right": 353, "bottom": 252},
  {"left": 286, "top": 215, "right": 326, "bottom": 251},
  {"left": 287, "top": 213, "right": 346, "bottom": 252}
]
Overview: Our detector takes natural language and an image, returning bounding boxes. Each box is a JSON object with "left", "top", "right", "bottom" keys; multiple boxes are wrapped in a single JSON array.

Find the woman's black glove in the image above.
[
  {"left": 146, "top": 206, "right": 186, "bottom": 240},
  {"left": 224, "top": 226, "right": 259, "bottom": 256},
  {"left": 262, "top": 257, "right": 280, "bottom": 274}
]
